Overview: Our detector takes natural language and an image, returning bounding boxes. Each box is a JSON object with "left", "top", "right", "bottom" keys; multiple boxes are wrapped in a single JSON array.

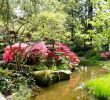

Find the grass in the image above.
[{"left": 86, "top": 74, "right": 110, "bottom": 100}]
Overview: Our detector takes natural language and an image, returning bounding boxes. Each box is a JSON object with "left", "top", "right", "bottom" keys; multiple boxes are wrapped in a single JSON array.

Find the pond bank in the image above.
[{"left": 33, "top": 67, "right": 109, "bottom": 100}]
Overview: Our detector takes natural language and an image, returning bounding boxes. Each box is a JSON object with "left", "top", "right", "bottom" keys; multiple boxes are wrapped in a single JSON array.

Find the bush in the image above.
[
  {"left": 77, "top": 51, "right": 85, "bottom": 57},
  {"left": 100, "top": 51, "right": 110, "bottom": 60},
  {"left": 0, "top": 67, "right": 35, "bottom": 96},
  {"left": 13, "top": 85, "right": 31, "bottom": 100},
  {"left": 85, "top": 50, "right": 98, "bottom": 59},
  {"left": 2, "top": 41, "right": 80, "bottom": 70},
  {"left": 85, "top": 50, "right": 101, "bottom": 61},
  {"left": 0, "top": 75, "right": 13, "bottom": 96},
  {"left": 90, "top": 54, "right": 101, "bottom": 61}
]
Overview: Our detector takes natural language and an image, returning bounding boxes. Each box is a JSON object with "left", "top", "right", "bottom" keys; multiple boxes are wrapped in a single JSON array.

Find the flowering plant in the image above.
[
  {"left": 46, "top": 42, "right": 80, "bottom": 65},
  {"left": 100, "top": 51, "right": 110, "bottom": 59},
  {"left": 3, "top": 43, "right": 28, "bottom": 63},
  {"left": 3, "top": 41, "right": 80, "bottom": 68}
]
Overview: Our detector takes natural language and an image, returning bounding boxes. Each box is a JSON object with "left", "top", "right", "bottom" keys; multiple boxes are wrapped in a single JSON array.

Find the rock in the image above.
[
  {"left": 0, "top": 60, "right": 5, "bottom": 66},
  {"left": 69, "top": 62, "right": 79, "bottom": 72},
  {"left": 32, "top": 70, "right": 71, "bottom": 87},
  {"left": 6, "top": 94, "right": 14, "bottom": 100},
  {"left": 56, "top": 70, "right": 71, "bottom": 81},
  {"left": 0, "top": 93, "right": 6, "bottom": 100}
]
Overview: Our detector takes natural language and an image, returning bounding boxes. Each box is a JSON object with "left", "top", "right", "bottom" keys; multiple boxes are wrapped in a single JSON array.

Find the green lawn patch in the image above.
[{"left": 86, "top": 74, "right": 110, "bottom": 100}]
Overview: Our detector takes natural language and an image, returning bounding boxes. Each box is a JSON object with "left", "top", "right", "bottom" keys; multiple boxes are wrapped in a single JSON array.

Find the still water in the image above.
[{"left": 33, "top": 67, "right": 108, "bottom": 100}]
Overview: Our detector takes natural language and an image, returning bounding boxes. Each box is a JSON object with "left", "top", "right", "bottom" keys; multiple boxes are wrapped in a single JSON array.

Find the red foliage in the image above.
[
  {"left": 100, "top": 51, "right": 110, "bottom": 59},
  {"left": 47, "top": 42, "right": 80, "bottom": 64},
  {"left": 3, "top": 43, "right": 28, "bottom": 63},
  {"left": 3, "top": 41, "right": 80, "bottom": 65}
]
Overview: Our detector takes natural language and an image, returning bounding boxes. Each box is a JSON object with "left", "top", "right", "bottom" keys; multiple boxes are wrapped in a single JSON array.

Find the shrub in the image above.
[
  {"left": 85, "top": 50, "right": 98, "bottom": 59},
  {"left": 2, "top": 41, "right": 80, "bottom": 69},
  {"left": 0, "top": 67, "right": 35, "bottom": 96},
  {"left": 100, "top": 51, "right": 110, "bottom": 60},
  {"left": 13, "top": 85, "right": 31, "bottom": 100},
  {"left": 3, "top": 43, "right": 28, "bottom": 63},
  {"left": 46, "top": 41, "right": 80, "bottom": 66},
  {"left": 85, "top": 50, "right": 101, "bottom": 61},
  {"left": 77, "top": 51, "right": 85, "bottom": 57},
  {"left": 0, "top": 75, "right": 13, "bottom": 96}
]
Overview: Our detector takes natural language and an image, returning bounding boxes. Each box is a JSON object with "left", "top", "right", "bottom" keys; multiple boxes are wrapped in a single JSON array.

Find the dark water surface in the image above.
[{"left": 33, "top": 67, "right": 108, "bottom": 100}]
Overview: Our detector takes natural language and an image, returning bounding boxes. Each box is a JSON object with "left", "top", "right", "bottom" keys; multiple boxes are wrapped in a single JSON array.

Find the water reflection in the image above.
[{"left": 33, "top": 67, "right": 108, "bottom": 100}]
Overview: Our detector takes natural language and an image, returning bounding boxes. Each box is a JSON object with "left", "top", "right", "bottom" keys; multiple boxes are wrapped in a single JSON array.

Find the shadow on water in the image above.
[{"left": 33, "top": 67, "right": 109, "bottom": 100}]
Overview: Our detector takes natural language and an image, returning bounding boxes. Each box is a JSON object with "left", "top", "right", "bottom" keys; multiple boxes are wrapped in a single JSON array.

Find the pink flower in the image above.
[
  {"left": 2, "top": 41, "right": 80, "bottom": 65},
  {"left": 100, "top": 53, "right": 108, "bottom": 59},
  {"left": 3, "top": 43, "right": 28, "bottom": 63},
  {"left": 31, "top": 41, "right": 47, "bottom": 56},
  {"left": 12, "top": 43, "right": 28, "bottom": 52},
  {"left": 3, "top": 50, "right": 13, "bottom": 63},
  {"left": 5, "top": 46, "right": 10, "bottom": 51},
  {"left": 46, "top": 42, "right": 80, "bottom": 64},
  {"left": 56, "top": 42, "right": 70, "bottom": 54},
  {"left": 68, "top": 52, "right": 80, "bottom": 64}
]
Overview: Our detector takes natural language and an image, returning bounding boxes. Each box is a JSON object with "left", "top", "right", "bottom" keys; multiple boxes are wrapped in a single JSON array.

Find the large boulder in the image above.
[
  {"left": 55, "top": 70, "right": 71, "bottom": 81},
  {"left": 32, "top": 70, "right": 71, "bottom": 87},
  {"left": 0, "top": 60, "right": 5, "bottom": 66}
]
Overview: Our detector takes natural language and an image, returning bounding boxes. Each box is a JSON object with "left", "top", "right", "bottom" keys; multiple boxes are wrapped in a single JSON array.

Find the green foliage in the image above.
[
  {"left": 0, "top": 68, "right": 12, "bottom": 76},
  {"left": 80, "top": 59, "right": 100, "bottom": 66},
  {"left": 0, "top": 74, "right": 13, "bottom": 95},
  {"left": 13, "top": 85, "right": 31, "bottom": 100},
  {"left": 28, "top": 11, "right": 69, "bottom": 41},
  {"left": 0, "top": 0, "right": 11, "bottom": 22},
  {"left": 79, "top": 50, "right": 101, "bottom": 66},
  {"left": 1, "top": 0, "right": 110, "bottom": 52},
  {"left": 57, "top": 64, "right": 69, "bottom": 70},
  {"left": 37, "top": 65, "right": 48, "bottom": 71},
  {"left": 34, "top": 63, "right": 69, "bottom": 71},
  {"left": 87, "top": 0, "right": 110, "bottom": 51},
  {"left": 0, "top": 0, "right": 40, "bottom": 22},
  {"left": 86, "top": 74, "right": 110, "bottom": 100},
  {"left": 0, "top": 67, "right": 35, "bottom": 96},
  {"left": 85, "top": 50, "right": 97, "bottom": 59},
  {"left": 85, "top": 50, "right": 101, "bottom": 60},
  {"left": 77, "top": 51, "right": 85, "bottom": 57}
]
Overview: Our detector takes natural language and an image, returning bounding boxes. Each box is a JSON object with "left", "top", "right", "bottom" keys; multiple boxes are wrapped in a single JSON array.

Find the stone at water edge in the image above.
[
  {"left": 55, "top": 70, "right": 72, "bottom": 81},
  {"left": 33, "top": 70, "right": 72, "bottom": 87},
  {"left": 56, "top": 70, "right": 72, "bottom": 74},
  {"left": 0, "top": 93, "right": 6, "bottom": 100},
  {"left": 0, "top": 60, "right": 5, "bottom": 65}
]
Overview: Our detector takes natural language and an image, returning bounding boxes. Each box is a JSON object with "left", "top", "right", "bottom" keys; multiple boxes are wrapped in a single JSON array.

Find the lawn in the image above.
[{"left": 86, "top": 74, "right": 110, "bottom": 100}]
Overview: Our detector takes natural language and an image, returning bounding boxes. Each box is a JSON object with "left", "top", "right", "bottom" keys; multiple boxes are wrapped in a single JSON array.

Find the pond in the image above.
[{"left": 33, "top": 67, "right": 109, "bottom": 100}]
